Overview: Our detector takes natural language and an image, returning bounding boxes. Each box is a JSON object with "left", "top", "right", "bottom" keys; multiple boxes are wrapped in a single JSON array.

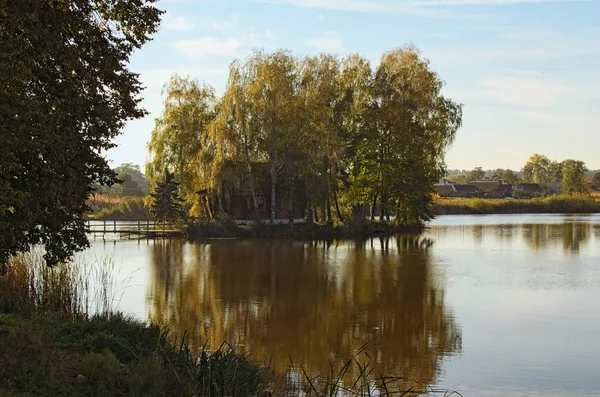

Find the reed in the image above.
[
  {"left": 433, "top": 194, "right": 600, "bottom": 215},
  {"left": 88, "top": 196, "right": 150, "bottom": 219}
]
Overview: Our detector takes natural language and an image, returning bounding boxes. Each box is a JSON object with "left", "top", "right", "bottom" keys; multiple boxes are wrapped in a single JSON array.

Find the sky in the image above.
[{"left": 107, "top": 0, "right": 600, "bottom": 171}]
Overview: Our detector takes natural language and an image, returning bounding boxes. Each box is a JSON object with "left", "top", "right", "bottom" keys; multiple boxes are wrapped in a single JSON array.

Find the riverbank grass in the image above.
[
  {"left": 433, "top": 194, "right": 600, "bottom": 215},
  {"left": 0, "top": 253, "right": 265, "bottom": 397}
]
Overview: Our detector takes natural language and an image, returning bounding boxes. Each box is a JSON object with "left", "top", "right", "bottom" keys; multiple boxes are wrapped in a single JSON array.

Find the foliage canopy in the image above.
[
  {"left": 148, "top": 46, "right": 463, "bottom": 225},
  {"left": 0, "top": 0, "right": 162, "bottom": 266}
]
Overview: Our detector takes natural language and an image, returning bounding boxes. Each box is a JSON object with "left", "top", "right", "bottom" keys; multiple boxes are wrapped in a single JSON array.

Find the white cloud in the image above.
[
  {"left": 318, "top": 14, "right": 326, "bottom": 21},
  {"left": 163, "top": 14, "right": 195, "bottom": 31},
  {"left": 307, "top": 31, "right": 346, "bottom": 53},
  {"left": 171, "top": 37, "right": 246, "bottom": 59},
  {"left": 260, "top": 0, "right": 589, "bottom": 11}
]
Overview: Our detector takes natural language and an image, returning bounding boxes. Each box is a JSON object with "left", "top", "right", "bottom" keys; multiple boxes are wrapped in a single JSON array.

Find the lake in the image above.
[{"left": 84, "top": 214, "right": 600, "bottom": 396}]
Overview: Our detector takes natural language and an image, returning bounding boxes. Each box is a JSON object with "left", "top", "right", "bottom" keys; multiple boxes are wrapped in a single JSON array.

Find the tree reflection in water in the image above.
[
  {"left": 522, "top": 222, "right": 592, "bottom": 253},
  {"left": 147, "top": 236, "right": 461, "bottom": 391}
]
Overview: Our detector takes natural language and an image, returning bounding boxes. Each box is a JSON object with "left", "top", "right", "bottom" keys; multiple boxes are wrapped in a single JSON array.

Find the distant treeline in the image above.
[{"left": 446, "top": 154, "right": 600, "bottom": 193}]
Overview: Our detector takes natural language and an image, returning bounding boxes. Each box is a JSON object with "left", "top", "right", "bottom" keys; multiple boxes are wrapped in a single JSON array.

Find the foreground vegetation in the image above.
[
  {"left": 433, "top": 194, "right": 600, "bottom": 215},
  {"left": 0, "top": 253, "right": 459, "bottom": 396}
]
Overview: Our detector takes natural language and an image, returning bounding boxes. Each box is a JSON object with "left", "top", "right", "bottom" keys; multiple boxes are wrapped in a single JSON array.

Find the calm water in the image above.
[{"left": 86, "top": 214, "right": 600, "bottom": 396}]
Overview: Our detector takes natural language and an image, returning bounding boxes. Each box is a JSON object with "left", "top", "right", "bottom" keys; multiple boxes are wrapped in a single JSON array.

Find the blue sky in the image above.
[{"left": 108, "top": 0, "right": 600, "bottom": 171}]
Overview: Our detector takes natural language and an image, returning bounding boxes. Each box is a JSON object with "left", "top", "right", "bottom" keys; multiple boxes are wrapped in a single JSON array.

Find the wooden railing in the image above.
[{"left": 86, "top": 218, "right": 181, "bottom": 237}]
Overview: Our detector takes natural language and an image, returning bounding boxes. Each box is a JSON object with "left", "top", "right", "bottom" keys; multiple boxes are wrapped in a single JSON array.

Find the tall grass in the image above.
[
  {"left": 87, "top": 195, "right": 150, "bottom": 219},
  {"left": 433, "top": 194, "right": 600, "bottom": 215},
  {"left": 0, "top": 251, "right": 117, "bottom": 317}
]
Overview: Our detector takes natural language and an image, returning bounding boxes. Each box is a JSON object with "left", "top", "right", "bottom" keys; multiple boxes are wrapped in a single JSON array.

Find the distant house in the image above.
[
  {"left": 495, "top": 183, "right": 514, "bottom": 198},
  {"left": 471, "top": 180, "right": 504, "bottom": 193},
  {"left": 434, "top": 184, "right": 455, "bottom": 196},
  {"left": 438, "top": 178, "right": 457, "bottom": 185},
  {"left": 452, "top": 184, "right": 484, "bottom": 198},
  {"left": 434, "top": 183, "right": 485, "bottom": 198},
  {"left": 540, "top": 182, "right": 562, "bottom": 196},
  {"left": 515, "top": 183, "right": 544, "bottom": 197}
]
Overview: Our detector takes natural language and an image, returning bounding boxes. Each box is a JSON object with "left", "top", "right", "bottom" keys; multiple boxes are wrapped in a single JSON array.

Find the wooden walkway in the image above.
[{"left": 86, "top": 218, "right": 183, "bottom": 238}]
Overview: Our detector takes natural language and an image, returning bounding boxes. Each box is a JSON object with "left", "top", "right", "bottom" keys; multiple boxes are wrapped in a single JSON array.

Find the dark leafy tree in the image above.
[
  {"left": 592, "top": 172, "right": 600, "bottom": 191},
  {"left": 0, "top": 1, "right": 163, "bottom": 267},
  {"left": 150, "top": 173, "right": 185, "bottom": 219}
]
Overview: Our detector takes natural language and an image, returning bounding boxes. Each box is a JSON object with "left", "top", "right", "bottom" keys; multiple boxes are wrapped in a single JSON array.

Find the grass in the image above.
[
  {"left": 0, "top": 252, "right": 460, "bottom": 397},
  {"left": 433, "top": 194, "right": 600, "bottom": 215},
  {"left": 87, "top": 194, "right": 150, "bottom": 220}
]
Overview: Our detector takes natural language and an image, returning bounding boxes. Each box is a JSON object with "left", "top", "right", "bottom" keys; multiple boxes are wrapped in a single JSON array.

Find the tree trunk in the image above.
[
  {"left": 270, "top": 159, "right": 277, "bottom": 225},
  {"left": 333, "top": 189, "right": 344, "bottom": 223},
  {"left": 314, "top": 204, "right": 320, "bottom": 223},
  {"left": 247, "top": 164, "right": 261, "bottom": 220},
  {"left": 202, "top": 196, "right": 211, "bottom": 219},
  {"left": 288, "top": 174, "right": 294, "bottom": 224},
  {"left": 326, "top": 197, "right": 332, "bottom": 224},
  {"left": 207, "top": 197, "right": 214, "bottom": 220},
  {"left": 307, "top": 198, "right": 314, "bottom": 224},
  {"left": 371, "top": 193, "right": 378, "bottom": 221}
]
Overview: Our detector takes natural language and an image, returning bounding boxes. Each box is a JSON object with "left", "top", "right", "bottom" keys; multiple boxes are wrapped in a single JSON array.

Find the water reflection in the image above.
[
  {"left": 147, "top": 236, "right": 461, "bottom": 388},
  {"left": 522, "top": 223, "right": 591, "bottom": 253}
]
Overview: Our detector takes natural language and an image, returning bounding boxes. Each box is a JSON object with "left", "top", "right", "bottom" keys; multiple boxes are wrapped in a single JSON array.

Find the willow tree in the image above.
[
  {"left": 210, "top": 60, "right": 262, "bottom": 219},
  {"left": 349, "top": 46, "right": 462, "bottom": 223},
  {"left": 146, "top": 75, "right": 217, "bottom": 216},
  {"left": 297, "top": 54, "right": 343, "bottom": 223},
  {"left": 245, "top": 50, "right": 299, "bottom": 223},
  {"left": 0, "top": 0, "right": 162, "bottom": 267}
]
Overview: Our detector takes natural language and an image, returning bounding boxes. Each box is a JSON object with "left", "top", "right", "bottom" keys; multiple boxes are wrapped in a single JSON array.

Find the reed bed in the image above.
[
  {"left": 433, "top": 194, "right": 600, "bottom": 215},
  {"left": 86, "top": 193, "right": 150, "bottom": 220}
]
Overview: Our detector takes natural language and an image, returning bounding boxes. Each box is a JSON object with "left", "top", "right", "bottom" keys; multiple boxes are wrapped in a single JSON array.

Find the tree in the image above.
[
  {"left": 95, "top": 163, "right": 149, "bottom": 196},
  {"left": 522, "top": 154, "right": 558, "bottom": 183},
  {"left": 150, "top": 173, "right": 185, "bottom": 219},
  {"left": 115, "top": 163, "right": 149, "bottom": 196},
  {"left": 0, "top": 1, "right": 162, "bottom": 267},
  {"left": 210, "top": 60, "right": 264, "bottom": 220},
  {"left": 297, "top": 54, "right": 343, "bottom": 224},
  {"left": 245, "top": 50, "right": 299, "bottom": 224},
  {"left": 562, "top": 160, "right": 589, "bottom": 196},
  {"left": 147, "top": 46, "right": 461, "bottom": 227},
  {"left": 501, "top": 169, "right": 520, "bottom": 184},
  {"left": 592, "top": 172, "right": 600, "bottom": 191},
  {"left": 147, "top": 75, "right": 217, "bottom": 215},
  {"left": 467, "top": 167, "right": 485, "bottom": 182},
  {"left": 347, "top": 46, "right": 462, "bottom": 223}
]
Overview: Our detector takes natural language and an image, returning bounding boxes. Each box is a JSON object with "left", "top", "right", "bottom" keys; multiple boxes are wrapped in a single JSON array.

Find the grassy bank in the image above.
[
  {"left": 186, "top": 219, "right": 424, "bottom": 240},
  {"left": 0, "top": 252, "right": 457, "bottom": 397},
  {"left": 433, "top": 195, "right": 600, "bottom": 215}
]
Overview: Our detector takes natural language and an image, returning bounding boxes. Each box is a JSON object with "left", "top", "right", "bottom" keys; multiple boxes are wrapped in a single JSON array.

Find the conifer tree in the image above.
[{"left": 150, "top": 173, "right": 185, "bottom": 219}]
